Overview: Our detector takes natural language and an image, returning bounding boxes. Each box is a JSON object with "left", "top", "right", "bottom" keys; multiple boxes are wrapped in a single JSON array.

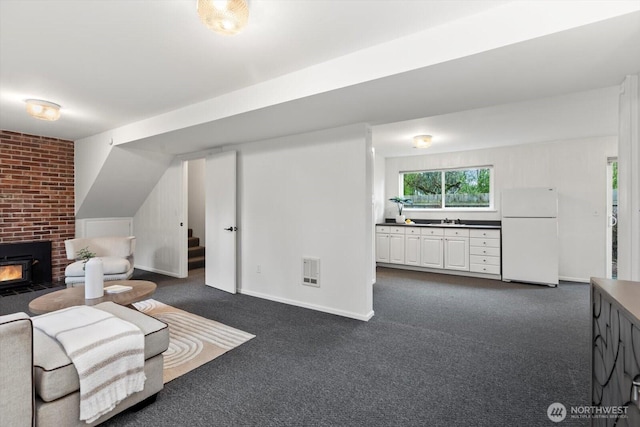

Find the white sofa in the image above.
[
  {"left": 64, "top": 236, "right": 135, "bottom": 286},
  {"left": 0, "top": 302, "right": 169, "bottom": 426}
]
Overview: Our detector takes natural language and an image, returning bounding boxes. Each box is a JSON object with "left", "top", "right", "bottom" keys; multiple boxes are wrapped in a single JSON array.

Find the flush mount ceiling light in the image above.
[
  {"left": 413, "top": 135, "right": 432, "bottom": 149},
  {"left": 197, "top": 0, "right": 249, "bottom": 36},
  {"left": 25, "top": 99, "right": 61, "bottom": 121}
]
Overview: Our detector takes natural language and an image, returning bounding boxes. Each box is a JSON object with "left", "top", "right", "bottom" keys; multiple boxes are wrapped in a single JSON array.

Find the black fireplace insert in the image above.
[
  {"left": 0, "top": 241, "right": 52, "bottom": 290},
  {"left": 0, "top": 257, "right": 33, "bottom": 286}
]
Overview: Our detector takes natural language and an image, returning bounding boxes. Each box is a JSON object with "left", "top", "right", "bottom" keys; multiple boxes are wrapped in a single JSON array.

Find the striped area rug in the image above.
[{"left": 133, "top": 299, "right": 255, "bottom": 383}]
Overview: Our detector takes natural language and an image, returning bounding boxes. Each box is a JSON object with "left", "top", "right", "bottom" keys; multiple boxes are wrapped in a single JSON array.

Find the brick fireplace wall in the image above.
[{"left": 0, "top": 130, "right": 75, "bottom": 283}]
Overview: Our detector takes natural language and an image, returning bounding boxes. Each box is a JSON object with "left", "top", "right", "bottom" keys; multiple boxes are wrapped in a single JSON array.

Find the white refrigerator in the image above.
[{"left": 501, "top": 187, "right": 559, "bottom": 287}]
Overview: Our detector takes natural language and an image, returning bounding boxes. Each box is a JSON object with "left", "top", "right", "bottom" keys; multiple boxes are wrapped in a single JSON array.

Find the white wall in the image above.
[
  {"left": 133, "top": 158, "right": 187, "bottom": 277},
  {"left": 617, "top": 74, "right": 640, "bottom": 280},
  {"left": 74, "top": 133, "right": 113, "bottom": 213},
  {"left": 75, "top": 218, "right": 133, "bottom": 238},
  {"left": 385, "top": 136, "right": 617, "bottom": 282},
  {"left": 187, "top": 158, "right": 206, "bottom": 242},
  {"left": 236, "top": 124, "right": 374, "bottom": 320}
]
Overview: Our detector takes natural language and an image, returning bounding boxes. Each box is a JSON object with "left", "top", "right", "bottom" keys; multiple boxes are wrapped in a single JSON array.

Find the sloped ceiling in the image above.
[{"left": 74, "top": 146, "right": 173, "bottom": 218}]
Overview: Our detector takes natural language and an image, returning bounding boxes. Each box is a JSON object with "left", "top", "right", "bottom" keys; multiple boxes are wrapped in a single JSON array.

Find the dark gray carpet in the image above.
[{"left": 0, "top": 267, "right": 590, "bottom": 426}]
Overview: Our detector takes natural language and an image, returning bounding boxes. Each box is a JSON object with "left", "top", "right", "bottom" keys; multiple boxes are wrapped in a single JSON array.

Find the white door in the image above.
[
  {"left": 205, "top": 151, "right": 237, "bottom": 293},
  {"left": 502, "top": 217, "right": 558, "bottom": 285},
  {"left": 405, "top": 235, "right": 420, "bottom": 266},
  {"left": 376, "top": 233, "right": 390, "bottom": 262},
  {"left": 421, "top": 236, "right": 443, "bottom": 269},
  {"left": 444, "top": 238, "right": 469, "bottom": 271},
  {"left": 389, "top": 234, "right": 405, "bottom": 264}
]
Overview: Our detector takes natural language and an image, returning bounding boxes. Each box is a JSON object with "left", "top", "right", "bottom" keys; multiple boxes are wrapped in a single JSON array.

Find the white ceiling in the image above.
[{"left": 1, "top": 1, "right": 639, "bottom": 157}]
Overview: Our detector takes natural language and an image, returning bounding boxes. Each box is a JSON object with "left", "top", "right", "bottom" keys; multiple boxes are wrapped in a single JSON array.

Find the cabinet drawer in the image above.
[
  {"left": 469, "top": 246, "right": 500, "bottom": 257},
  {"left": 390, "top": 226, "right": 406, "bottom": 234},
  {"left": 470, "top": 264, "right": 501, "bottom": 275},
  {"left": 470, "top": 255, "right": 501, "bottom": 266},
  {"left": 376, "top": 226, "right": 390, "bottom": 233},
  {"left": 405, "top": 227, "right": 420, "bottom": 235},
  {"left": 421, "top": 227, "right": 444, "bottom": 236},
  {"left": 470, "top": 237, "right": 500, "bottom": 248},
  {"left": 470, "top": 229, "right": 501, "bottom": 239},
  {"left": 444, "top": 228, "right": 470, "bottom": 238}
]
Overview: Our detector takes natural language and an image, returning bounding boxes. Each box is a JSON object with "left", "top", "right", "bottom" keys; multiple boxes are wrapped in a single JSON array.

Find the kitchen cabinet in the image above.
[
  {"left": 389, "top": 227, "right": 405, "bottom": 264},
  {"left": 469, "top": 229, "right": 501, "bottom": 275},
  {"left": 404, "top": 228, "right": 421, "bottom": 266},
  {"left": 375, "top": 227, "right": 390, "bottom": 263},
  {"left": 376, "top": 224, "right": 500, "bottom": 279},
  {"left": 443, "top": 228, "right": 469, "bottom": 271},
  {"left": 376, "top": 226, "right": 406, "bottom": 264},
  {"left": 420, "top": 228, "right": 444, "bottom": 269}
]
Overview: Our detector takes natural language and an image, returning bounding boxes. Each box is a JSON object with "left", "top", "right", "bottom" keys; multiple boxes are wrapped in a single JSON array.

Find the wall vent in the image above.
[{"left": 302, "top": 257, "right": 320, "bottom": 287}]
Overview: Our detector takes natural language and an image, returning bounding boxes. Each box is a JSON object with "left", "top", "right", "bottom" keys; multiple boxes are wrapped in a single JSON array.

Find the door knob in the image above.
[{"left": 224, "top": 226, "right": 237, "bottom": 232}]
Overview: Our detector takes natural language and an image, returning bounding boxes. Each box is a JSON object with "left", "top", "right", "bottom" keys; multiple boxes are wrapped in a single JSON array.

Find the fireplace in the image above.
[
  {"left": 0, "top": 241, "right": 52, "bottom": 290},
  {"left": 0, "top": 258, "right": 33, "bottom": 286}
]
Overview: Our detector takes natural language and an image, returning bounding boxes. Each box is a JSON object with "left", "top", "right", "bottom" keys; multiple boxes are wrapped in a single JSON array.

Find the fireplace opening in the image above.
[
  {"left": 0, "top": 241, "right": 52, "bottom": 290},
  {"left": 0, "top": 258, "right": 33, "bottom": 286}
]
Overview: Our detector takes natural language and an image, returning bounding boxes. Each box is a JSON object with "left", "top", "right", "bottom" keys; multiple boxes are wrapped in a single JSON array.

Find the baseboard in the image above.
[
  {"left": 559, "top": 276, "right": 590, "bottom": 283},
  {"left": 134, "top": 265, "right": 186, "bottom": 279},
  {"left": 239, "top": 289, "right": 375, "bottom": 321}
]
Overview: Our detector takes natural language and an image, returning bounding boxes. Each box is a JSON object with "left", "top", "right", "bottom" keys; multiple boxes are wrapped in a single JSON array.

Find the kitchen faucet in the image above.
[{"left": 441, "top": 218, "right": 461, "bottom": 224}]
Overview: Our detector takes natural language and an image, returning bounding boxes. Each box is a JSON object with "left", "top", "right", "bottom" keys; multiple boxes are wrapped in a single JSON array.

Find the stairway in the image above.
[{"left": 188, "top": 229, "right": 205, "bottom": 270}]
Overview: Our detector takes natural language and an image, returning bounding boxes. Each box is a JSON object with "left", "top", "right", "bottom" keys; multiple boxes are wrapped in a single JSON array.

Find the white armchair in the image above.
[{"left": 64, "top": 236, "right": 135, "bottom": 286}]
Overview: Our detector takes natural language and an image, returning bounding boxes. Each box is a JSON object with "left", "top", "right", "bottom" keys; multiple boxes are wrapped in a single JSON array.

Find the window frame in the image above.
[{"left": 399, "top": 166, "right": 495, "bottom": 211}]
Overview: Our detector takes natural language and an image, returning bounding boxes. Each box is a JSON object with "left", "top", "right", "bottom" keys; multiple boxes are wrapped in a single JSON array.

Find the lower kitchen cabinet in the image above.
[
  {"left": 421, "top": 228, "right": 444, "bottom": 269},
  {"left": 375, "top": 231, "right": 390, "bottom": 263},
  {"left": 376, "top": 226, "right": 406, "bottom": 264},
  {"left": 404, "top": 228, "right": 421, "bottom": 266},
  {"left": 443, "top": 228, "right": 469, "bottom": 271},
  {"left": 389, "top": 233, "right": 405, "bottom": 264},
  {"left": 376, "top": 225, "right": 500, "bottom": 279},
  {"left": 469, "top": 229, "right": 501, "bottom": 275}
]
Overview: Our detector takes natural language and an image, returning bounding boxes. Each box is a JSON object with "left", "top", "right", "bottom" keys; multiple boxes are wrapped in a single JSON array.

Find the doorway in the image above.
[
  {"left": 606, "top": 158, "right": 618, "bottom": 279},
  {"left": 187, "top": 158, "right": 206, "bottom": 272}
]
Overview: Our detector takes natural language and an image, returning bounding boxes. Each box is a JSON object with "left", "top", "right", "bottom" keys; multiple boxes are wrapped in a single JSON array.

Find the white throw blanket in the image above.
[{"left": 33, "top": 306, "right": 145, "bottom": 423}]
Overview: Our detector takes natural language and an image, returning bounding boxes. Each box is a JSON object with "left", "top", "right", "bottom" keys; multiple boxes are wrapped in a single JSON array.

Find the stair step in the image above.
[
  {"left": 188, "top": 228, "right": 193, "bottom": 238},
  {"left": 188, "top": 246, "right": 205, "bottom": 258},
  {"left": 188, "top": 256, "right": 205, "bottom": 270},
  {"left": 188, "top": 236, "right": 200, "bottom": 248}
]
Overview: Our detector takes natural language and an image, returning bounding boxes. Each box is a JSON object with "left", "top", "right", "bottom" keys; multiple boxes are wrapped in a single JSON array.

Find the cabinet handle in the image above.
[{"left": 483, "top": 259, "right": 487, "bottom": 262}]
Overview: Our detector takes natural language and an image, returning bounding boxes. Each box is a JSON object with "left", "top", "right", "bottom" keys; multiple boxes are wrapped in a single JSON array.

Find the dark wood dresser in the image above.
[{"left": 591, "top": 278, "right": 640, "bottom": 426}]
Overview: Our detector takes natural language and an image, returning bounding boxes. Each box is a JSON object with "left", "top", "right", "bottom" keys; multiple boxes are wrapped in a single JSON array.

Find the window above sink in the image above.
[{"left": 399, "top": 166, "right": 494, "bottom": 211}]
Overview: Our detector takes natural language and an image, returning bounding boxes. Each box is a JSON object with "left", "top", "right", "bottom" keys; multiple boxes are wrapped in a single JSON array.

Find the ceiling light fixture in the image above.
[
  {"left": 25, "top": 99, "right": 61, "bottom": 121},
  {"left": 413, "top": 135, "right": 432, "bottom": 149},
  {"left": 197, "top": 0, "right": 249, "bottom": 36}
]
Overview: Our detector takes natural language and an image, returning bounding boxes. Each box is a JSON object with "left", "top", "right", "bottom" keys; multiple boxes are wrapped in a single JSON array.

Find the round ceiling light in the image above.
[
  {"left": 197, "top": 0, "right": 249, "bottom": 36},
  {"left": 25, "top": 99, "right": 61, "bottom": 121},
  {"left": 413, "top": 135, "right": 432, "bottom": 149}
]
